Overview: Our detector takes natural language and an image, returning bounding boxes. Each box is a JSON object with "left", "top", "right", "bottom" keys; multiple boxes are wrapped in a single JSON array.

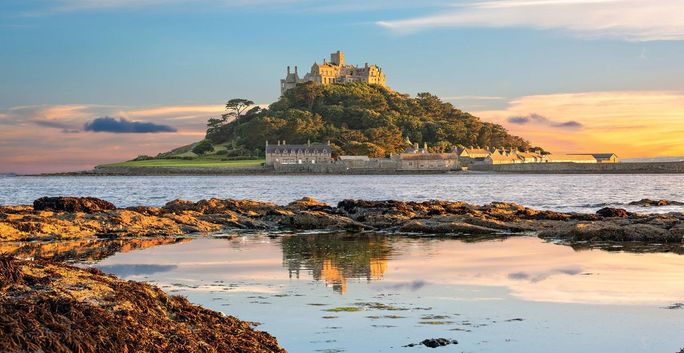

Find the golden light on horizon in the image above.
[{"left": 476, "top": 91, "right": 684, "bottom": 158}]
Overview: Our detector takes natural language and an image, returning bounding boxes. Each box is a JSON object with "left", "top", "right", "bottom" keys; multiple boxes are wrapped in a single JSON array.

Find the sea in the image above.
[{"left": 1, "top": 174, "right": 683, "bottom": 352}]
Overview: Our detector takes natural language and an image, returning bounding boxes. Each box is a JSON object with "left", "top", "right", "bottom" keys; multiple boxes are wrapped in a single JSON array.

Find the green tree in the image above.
[
  {"left": 207, "top": 98, "right": 255, "bottom": 136},
  {"left": 192, "top": 140, "right": 214, "bottom": 155},
  {"left": 202, "top": 82, "right": 534, "bottom": 157}
]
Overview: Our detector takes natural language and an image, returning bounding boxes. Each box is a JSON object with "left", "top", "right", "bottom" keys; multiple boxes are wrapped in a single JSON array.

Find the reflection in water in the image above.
[
  {"left": 0, "top": 238, "right": 190, "bottom": 263},
  {"left": 33, "top": 234, "right": 684, "bottom": 352},
  {"left": 281, "top": 234, "right": 392, "bottom": 294},
  {"left": 96, "top": 264, "right": 178, "bottom": 277}
]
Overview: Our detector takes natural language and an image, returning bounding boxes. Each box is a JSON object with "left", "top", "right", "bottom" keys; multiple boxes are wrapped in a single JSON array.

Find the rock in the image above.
[
  {"left": 2, "top": 196, "right": 681, "bottom": 244},
  {"left": 539, "top": 222, "right": 624, "bottom": 241},
  {"left": 596, "top": 207, "right": 631, "bottom": 218},
  {"left": 405, "top": 338, "right": 458, "bottom": 348},
  {"left": 399, "top": 220, "right": 498, "bottom": 234},
  {"left": 0, "top": 257, "right": 287, "bottom": 353},
  {"left": 286, "top": 197, "right": 331, "bottom": 211},
  {"left": 289, "top": 211, "right": 368, "bottom": 231},
  {"left": 628, "top": 199, "right": 684, "bottom": 207},
  {"left": 33, "top": 197, "right": 116, "bottom": 213}
]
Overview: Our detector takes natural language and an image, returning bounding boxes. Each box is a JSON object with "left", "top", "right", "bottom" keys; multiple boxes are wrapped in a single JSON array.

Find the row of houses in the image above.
[
  {"left": 264, "top": 140, "right": 618, "bottom": 172},
  {"left": 458, "top": 147, "right": 619, "bottom": 165}
]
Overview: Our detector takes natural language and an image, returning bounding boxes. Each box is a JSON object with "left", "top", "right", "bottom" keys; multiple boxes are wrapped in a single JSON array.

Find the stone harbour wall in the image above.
[{"left": 470, "top": 161, "right": 684, "bottom": 174}]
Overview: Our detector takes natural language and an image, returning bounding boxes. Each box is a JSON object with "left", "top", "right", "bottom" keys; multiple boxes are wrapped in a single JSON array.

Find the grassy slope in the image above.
[{"left": 100, "top": 158, "right": 265, "bottom": 168}]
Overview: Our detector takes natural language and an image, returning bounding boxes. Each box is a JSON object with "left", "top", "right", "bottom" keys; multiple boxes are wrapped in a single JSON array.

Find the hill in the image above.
[{"left": 205, "top": 82, "right": 534, "bottom": 158}]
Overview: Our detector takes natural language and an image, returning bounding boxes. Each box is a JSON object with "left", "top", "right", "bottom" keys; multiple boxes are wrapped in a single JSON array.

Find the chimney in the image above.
[
  {"left": 423, "top": 142, "right": 428, "bottom": 151},
  {"left": 307, "top": 139, "right": 311, "bottom": 146},
  {"left": 287, "top": 66, "right": 290, "bottom": 75},
  {"left": 283, "top": 140, "right": 286, "bottom": 145},
  {"left": 266, "top": 140, "right": 269, "bottom": 146},
  {"left": 278, "top": 140, "right": 281, "bottom": 146}
]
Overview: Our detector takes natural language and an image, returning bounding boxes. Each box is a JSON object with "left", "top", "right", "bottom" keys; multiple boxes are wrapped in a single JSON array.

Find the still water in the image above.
[
  {"left": 2, "top": 174, "right": 683, "bottom": 351},
  {"left": 1, "top": 174, "right": 684, "bottom": 213},
  {"left": 90, "top": 234, "right": 684, "bottom": 353}
]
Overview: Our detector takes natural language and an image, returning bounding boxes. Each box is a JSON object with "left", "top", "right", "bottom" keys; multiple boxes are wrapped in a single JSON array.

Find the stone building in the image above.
[
  {"left": 457, "top": 147, "right": 492, "bottom": 166},
  {"left": 395, "top": 143, "right": 459, "bottom": 171},
  {"left": 280, "top": 51, "right": 386, "bottom": 94},
  {"left": 265, "top": 140, "right": 333, "bottom": 166}
]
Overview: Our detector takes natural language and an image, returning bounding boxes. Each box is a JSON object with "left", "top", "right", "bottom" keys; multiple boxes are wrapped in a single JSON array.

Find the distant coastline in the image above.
[{"left": 22, "top": 159, "right": 684, "bottom": 176}]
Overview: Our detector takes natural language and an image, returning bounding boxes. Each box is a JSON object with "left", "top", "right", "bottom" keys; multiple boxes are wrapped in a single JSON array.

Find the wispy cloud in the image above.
[
  {"left": 377, "top": 0, "right": 684, "bottom": 41},
  {"left": 507, "top": 113, "right": 583, "bottom": 129},
  {"left": 442, "top": 95, "right": 505, "bottom": 101}
]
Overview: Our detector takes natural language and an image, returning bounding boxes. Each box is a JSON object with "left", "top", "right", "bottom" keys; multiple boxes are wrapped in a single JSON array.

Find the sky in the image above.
[{"left": 1, "top": 0, "right": 683, "bottom": 173}]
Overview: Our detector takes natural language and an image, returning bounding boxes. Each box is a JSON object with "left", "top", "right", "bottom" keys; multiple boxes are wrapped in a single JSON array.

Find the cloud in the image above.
[
  {"left": 474, "top": 91, "right": 684, "bottom": 157},
  {"left": 442, "top": 95, "right": 505, "bottom": 101},
  {"left": 377, "top": 0, "right": 684, "bottom": 41},
  {"left": 83, "top": 116, "right": 177, "bottom": 133},
  {"left": 0, "top": 103, "right": 221, "bottom": 174},
  {"left": 507, "top": 113, "right": 583, "bottom": 129},
  {"left": 508, "top": 266, "right": 583, "bottom": 283},
  {"left": 374, "top": 280, "right": 428, "bottom": 291},
  {"left": 31, "top": 119, "right": 83, "bottom": 133}
]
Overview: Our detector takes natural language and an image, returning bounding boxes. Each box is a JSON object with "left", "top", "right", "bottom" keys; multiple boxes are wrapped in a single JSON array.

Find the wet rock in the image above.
[
  {"left": 404, "top": 338, "right": 458, "bottom": 348},
  {"left": 596, "top": 207, "right": 631, "bottom": 218},
  {"left": 399, "top": 220, "right": 498, "bottom": 235},
  {"left": 289, "top": 211, "right": 368, "bottom": 231},
  {"left": 286, "top": 197, "right": 331, "bottom": 211},
  {"left": 0, "top": 256, "right": 286, "bottom": 353},
  {"left": 33, "top": 197, "right": 116, "bottom": 213},
  {"left": 1, "top": 196, "right": 681, "bottom": 244},
  {"left": 628, "top": 199, "right": 684, "bottom": 207}
]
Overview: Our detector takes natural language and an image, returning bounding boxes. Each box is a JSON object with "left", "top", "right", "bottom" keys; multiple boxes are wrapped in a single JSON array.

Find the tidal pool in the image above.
[{"left": 86, "top": 234, "right": 684, "bottom": 353}]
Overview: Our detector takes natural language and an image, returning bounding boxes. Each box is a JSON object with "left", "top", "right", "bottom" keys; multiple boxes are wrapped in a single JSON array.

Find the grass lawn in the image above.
[{"left": 101, "top": 158, "right": 265, "bottom": 168}]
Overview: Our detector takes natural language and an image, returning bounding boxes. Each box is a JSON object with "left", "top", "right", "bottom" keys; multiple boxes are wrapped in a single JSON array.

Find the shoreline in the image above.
[
  {"left": 1, "top": 196, "right": 681, "bottom": 245},
  {"left": 1, "top": 196, "right": 682, "bottom": 352},
  {"left": 13, "top": 160, "right": 684, "bottom": 176}
]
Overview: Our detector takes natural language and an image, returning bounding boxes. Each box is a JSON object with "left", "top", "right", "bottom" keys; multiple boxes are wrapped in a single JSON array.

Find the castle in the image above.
[{"left": 280, "top": 51, "right": 386, "bottom": 94}]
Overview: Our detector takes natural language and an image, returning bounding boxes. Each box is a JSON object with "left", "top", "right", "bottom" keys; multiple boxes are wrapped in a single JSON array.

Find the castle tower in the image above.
[{"left": 331, "top": 50, "right": 344, "bottom": 66}]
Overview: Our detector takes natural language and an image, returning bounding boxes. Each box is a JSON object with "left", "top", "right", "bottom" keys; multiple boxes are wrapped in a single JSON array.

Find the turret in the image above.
[{"left": 331, "top": 51, "right": 344, "bottom": 66}]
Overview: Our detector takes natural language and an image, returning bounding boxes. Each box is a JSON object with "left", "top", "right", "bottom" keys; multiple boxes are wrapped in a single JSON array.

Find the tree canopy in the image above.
[{"left": 206, "top": 82, "right": 532, "bottom": 157}]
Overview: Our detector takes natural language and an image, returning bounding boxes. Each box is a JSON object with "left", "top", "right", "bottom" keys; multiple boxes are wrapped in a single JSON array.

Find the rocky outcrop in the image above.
[
  {"left": 0, "top": 197, "right": 682, "bottom": 244},
  {"left": 596, "top": 207, "right": 631, "bottom": 218},
  {"left": 0, "top": 256, "right": 286, "bottom": 353},
  {"left": 33, "top": 196, "right": 116, "bottom": 213},
  {"left": 628, "top": 199, "right": 684, "bottom": 207}
]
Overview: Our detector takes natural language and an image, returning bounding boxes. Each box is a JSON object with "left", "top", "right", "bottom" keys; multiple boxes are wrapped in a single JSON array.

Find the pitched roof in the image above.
[
  {"left": 459, "top": 148, "right": 490, "bottom": 158},
  {"left": 488, "top": 154, "right": 521, "bottom": 162}
]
